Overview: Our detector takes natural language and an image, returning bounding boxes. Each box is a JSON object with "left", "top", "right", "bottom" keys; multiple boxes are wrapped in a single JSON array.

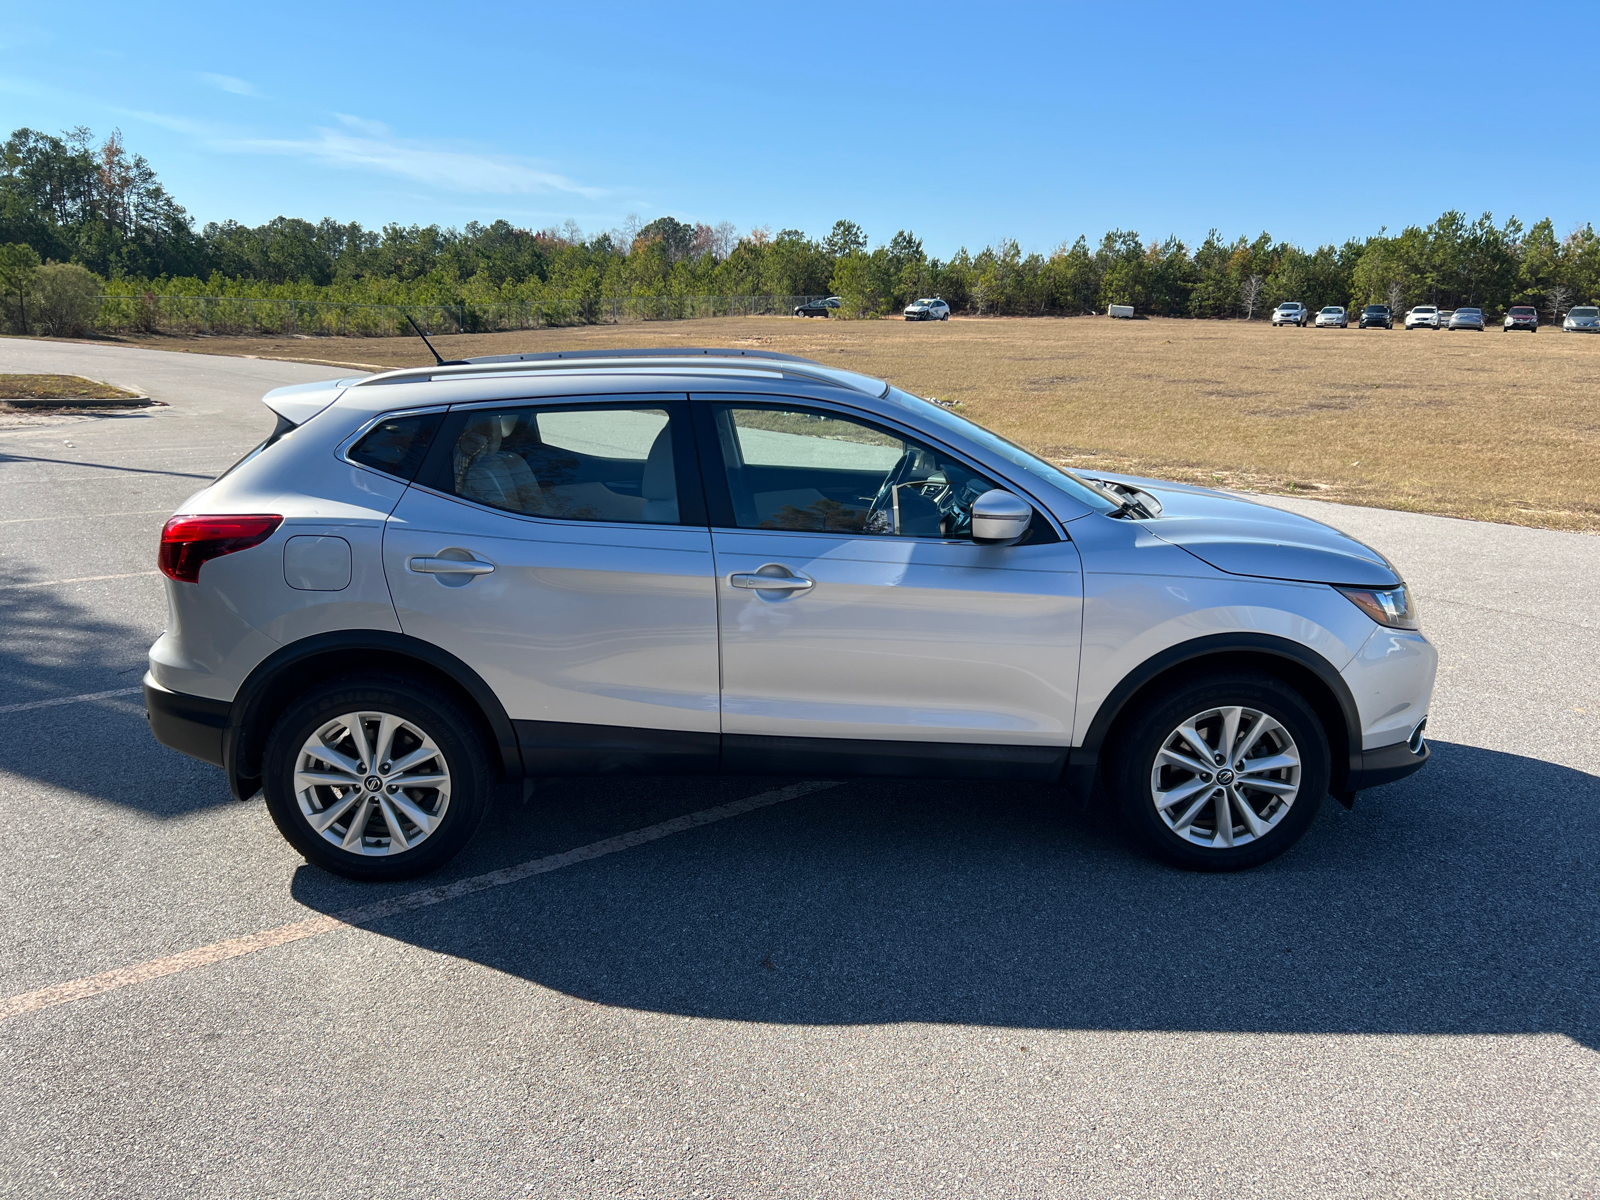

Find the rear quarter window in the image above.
[{"left": 348, "top": 412, "right": 444, "bottom": 480}]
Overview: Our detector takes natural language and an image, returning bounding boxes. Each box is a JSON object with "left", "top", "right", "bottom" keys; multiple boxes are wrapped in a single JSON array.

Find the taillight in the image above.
[{"left": 159, "top": 514, "right": 283, "bottom": 583}]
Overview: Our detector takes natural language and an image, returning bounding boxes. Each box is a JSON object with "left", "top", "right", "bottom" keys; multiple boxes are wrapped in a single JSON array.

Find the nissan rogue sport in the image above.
[{"left": 144, "top": 349, "right": 1435, "bottom": 880}]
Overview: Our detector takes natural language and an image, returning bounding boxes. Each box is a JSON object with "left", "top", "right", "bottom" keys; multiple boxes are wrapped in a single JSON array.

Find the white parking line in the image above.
[
  {"left": 0, "top": 780, "right": 838, "bottom": 1022},
  {"left": 1, "top": 571, "right": 161, "bottom": 590},
  {"left": 0, "top": 687, "right": 143, "bottom": 715},
  {"left": 0, "top": 509, "right": 171, "bottom": 526}
]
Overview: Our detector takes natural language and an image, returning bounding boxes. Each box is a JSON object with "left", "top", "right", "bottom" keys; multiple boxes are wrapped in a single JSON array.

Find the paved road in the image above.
[{"left": 1, "top": 338, "right": 1596, "bottom": 1198}]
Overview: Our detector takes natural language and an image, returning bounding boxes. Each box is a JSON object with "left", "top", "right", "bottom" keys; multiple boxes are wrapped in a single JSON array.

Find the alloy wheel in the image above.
[
  {"left": 1149, "top": 705, "right": 1301, "bottom": 849},
  {"left": 293, "top": 711, "right": 452, "bottom": 856}
]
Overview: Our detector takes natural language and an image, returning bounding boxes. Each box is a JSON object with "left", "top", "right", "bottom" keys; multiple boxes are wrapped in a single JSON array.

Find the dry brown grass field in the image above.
[{"left": 91, "top": 315, "right": 1600, "bottom": 531}]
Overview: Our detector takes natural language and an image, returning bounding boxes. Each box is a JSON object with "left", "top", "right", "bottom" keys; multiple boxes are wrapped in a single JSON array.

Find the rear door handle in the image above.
[
  {"left": 730, "top": 567, "right": 813, "bottom": 592},
  {"left": 409, "top": 556, "right": 495, "bottom": 576}
]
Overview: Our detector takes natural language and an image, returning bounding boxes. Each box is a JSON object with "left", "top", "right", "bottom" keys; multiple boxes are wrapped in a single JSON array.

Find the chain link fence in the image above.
[{"left": 92, "top": 294, "right": 828, "bottom": 338}]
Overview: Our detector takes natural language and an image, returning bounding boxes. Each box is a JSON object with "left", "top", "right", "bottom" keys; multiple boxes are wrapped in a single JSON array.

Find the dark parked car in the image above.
[
  {"left": 1358, "top": 305, "right": 1393, "bottom": 329},
  {"left": 794, "top": 297, "right": 842, "bottom": 318},
  {"left": 1503, "top": 305, "right": 1538, "bottom": 333}
]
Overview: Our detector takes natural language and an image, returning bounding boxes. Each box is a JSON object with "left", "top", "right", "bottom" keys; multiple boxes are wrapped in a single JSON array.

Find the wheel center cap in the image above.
[
  {"left": 364, "top": 775, "right": 383, "bottom": 792},
  {"left": 1216, "top": 769, "right": 1236, "bottom": 785}
]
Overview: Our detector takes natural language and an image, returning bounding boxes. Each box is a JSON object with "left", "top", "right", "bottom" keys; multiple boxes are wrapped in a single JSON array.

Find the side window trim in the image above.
[
  {"left": 688, "top": 395, "right": 1058, "bottom": 544},
  {"left": 410, "top": 397, "right": 707, "bottom": 528}
]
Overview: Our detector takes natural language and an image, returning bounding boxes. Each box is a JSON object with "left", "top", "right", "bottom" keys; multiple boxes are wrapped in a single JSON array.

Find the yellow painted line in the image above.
[{"left": 1, "top": 780, "right": 838, "bottom": 1023}]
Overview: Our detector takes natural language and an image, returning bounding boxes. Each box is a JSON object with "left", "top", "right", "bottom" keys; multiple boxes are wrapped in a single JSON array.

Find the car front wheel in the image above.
[
  {"left": 1109, "top": 672, "right": 1329, "bottom": 871},
  {"left": 262, "top": 675, "right": 493, "bottom": 880}
]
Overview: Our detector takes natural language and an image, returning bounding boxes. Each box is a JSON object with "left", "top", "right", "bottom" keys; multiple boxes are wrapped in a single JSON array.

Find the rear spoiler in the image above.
[{"left": 261, "top": 378, "right": 359, "bottom": 427}]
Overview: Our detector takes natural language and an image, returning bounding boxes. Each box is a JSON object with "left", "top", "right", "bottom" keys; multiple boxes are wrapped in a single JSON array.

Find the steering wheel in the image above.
[{"left": 865, "top": 450, "right": 958, "bottom": 534}]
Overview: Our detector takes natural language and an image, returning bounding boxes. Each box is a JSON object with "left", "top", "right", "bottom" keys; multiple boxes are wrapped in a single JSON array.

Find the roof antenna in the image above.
[{"left": 405, "top": 314, "right": 449, "bottom": 366}]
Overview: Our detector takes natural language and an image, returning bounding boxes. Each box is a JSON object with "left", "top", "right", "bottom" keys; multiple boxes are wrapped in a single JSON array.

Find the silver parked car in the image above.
[
  {"left": 1448, "top": 307, "right": 1486, "bottom": 331},
  {"left": 1314, "top": 306, "right": 1348, "bottom": 328},
  {"left": 145, "top": 349, "right": 1436, "bottom": 880},
  {"left": 903, "top": 297, "right": 950, "bottom": 322},
  {"left": 1271, "top": 302, "right": 1309, "bottom": 327},
  {"left": 1563, "top": 305, "right": 1600, "bottom": 332}
]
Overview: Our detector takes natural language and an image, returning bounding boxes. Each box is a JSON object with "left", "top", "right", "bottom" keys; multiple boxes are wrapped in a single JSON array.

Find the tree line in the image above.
[{"left": 2, "top": 124, "right": 1598, "bottom": 336}]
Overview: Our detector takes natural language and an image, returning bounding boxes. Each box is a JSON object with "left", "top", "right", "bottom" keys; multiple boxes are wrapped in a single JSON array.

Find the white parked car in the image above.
[
  {"left": 144, "top": 349, "right": 1435, "bottom": 880},
  {"left": 1405, "top": 306, "right": 1442, "bottom": 330},
  {"left": 1563, "top": 305, "right": 1600, "bottom": 333},
  {"left": 1271, "top": 302, "right": 1309, "bottom": 327},
  {"left": 1314, "top": 306, "right": 1348, "bottom": 328},
  {"left": 903, "top": 297, "right": 950, "bottom": 322}
]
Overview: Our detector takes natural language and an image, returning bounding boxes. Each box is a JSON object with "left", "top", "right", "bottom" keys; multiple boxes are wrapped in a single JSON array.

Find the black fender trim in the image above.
[
  {"left": 1065, "top": 633, "right": 1363, "bottom": 803},
  {"left": 224, "top": 630, "right": 523, "bottom": 799}
]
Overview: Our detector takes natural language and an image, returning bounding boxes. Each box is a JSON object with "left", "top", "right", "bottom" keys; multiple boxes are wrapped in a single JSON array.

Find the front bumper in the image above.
[
  {"left": 1346, "top": 727, "right": 1430, "bottom": 791},
  {"left": 144, "top": 673, "right": 230, "bottom": 767}
]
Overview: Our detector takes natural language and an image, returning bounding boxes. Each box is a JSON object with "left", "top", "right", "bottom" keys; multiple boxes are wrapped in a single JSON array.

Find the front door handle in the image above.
[
  {"left": 409, "top": 556, "right": 495, "bottom": 576},
  {"left": 730, "top": 566, "right": 814, "bottom": 593}
]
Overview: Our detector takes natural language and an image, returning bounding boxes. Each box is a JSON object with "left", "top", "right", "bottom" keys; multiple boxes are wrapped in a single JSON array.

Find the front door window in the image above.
[{"left": 713, "top": 406, "right": 999, "bottom": 539}]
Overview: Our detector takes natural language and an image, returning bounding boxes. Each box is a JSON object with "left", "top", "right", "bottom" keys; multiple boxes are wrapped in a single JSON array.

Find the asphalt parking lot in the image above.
[{"left": 1, "top": 337, "right": 1597, "bottom": 1198}]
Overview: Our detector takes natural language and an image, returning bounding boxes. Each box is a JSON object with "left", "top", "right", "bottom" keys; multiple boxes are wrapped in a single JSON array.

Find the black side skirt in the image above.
[{"left": 515, "top": 721, "right": 1069, "bottom": 782}]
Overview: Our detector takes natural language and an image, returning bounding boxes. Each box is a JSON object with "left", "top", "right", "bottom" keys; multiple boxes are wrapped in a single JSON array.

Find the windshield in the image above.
[
  {"left": 1279, "top": 303, "right": 1299, "bottom": 310},
  {"left": 1510, "top": 307, "right": 1536, "bottom": 315},
  {"left": 1321, "top": 307, "right": 1342, "bottom": 313},
  {"left": 1413, "top": 307, "right": 1436, "bottom": 313},
  {"left": 890, "top": 388, "right": 1121, "bottom": 515},
  {"left": 1572, "top": 307, "right": 1599, "bottom": 317},
  {"left": 1458, "top": 308, "right": 1482, "bottom": 315}
]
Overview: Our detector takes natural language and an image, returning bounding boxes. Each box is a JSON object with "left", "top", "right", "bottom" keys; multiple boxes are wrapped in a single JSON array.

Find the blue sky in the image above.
[{"left": 2, "top": 2, "right": 1594, "bottom": 256}]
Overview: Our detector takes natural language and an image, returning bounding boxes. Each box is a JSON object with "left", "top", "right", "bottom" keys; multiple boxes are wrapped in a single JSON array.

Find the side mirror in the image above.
[{"left": 970, "top": 489, "right": 1031, "bottom": 545}]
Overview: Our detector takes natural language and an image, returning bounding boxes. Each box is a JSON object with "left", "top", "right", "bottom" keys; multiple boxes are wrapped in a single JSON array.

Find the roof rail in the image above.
[
  {"left": 463, "top": 347, "right": 817, "bottom": 366},
  {"left": 348, "top": 347, "right": 889, "bottom": 398}
]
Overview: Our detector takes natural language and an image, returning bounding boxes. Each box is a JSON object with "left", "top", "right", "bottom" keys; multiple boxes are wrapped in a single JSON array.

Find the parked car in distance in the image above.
[
  {"left": 794, "top": 297, "right": 842, "bottom": 317},
  {"left": 1563, "top": 305, "right": 1600, "bottom": 332},
  {"left": 1438, "top": 310, "right": 1455, "bottom": 328},
  {"left": 1448, "top": 307, "right": 1486, "bottom": 331},
  {"left": 1271, "top": 302, "right": 1309, "bottom": 327},
  {"left": 1358, "top": 305, "right": 1393, "bottom": 329},
  {"left": 903, "top": 297, "right": 950, "bottom": 322},
  {"left": 1404, "top": 306, "right": 1441, "bottom": 330},
  {"left": 1503, "top": 305, "right": 1538, "bottom": 332},
  {"left": 1314, "top": 306, "right": 1348, "bottom": 328},
  {"left": 143, "top": 348, "right": 1435, "bottom": 881}
]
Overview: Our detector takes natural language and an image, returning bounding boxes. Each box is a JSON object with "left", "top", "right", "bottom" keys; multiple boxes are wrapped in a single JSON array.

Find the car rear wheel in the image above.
[
  {"left": 1109, "top": 672, "right": 1329, "bottom": 871},
  {"left": 262, "top": 675, "right": 493, "bottom": 880}
]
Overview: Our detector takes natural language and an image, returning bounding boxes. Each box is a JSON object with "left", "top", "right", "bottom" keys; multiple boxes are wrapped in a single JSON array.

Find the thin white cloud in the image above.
[
  {"left": 109, "top": 104, "right": 610, "bottom": 201},
  {"left": 333, "top": 113, "right": 390, "bottom": 138},
  {"left": 217, "top": 127, "right": 606, "bottom": 198},
  {"left": 199, "top": 73, "right": 259, "bottom": 97}
]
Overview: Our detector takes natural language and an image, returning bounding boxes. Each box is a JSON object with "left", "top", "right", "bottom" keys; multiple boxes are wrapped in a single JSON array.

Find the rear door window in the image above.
[{"left": 419, "top": 402, "right": 699, "bottom": 525}]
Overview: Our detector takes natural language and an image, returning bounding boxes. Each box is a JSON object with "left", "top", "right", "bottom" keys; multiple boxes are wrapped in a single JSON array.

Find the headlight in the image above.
[{"left": 1335, "top": 584, "right": 1420, "bottom": 630}]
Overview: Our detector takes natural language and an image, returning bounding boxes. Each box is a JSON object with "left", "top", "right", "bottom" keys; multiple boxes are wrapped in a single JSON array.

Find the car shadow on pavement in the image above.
[
  {"left": 291, "top": 738, "right": 1600, "bottom": 1048},
  {"left": 0, "top": 564, "right": 231, "bottom": 817}
]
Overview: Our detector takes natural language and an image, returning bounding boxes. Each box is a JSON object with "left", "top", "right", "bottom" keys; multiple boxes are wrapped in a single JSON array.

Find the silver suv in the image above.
[{"left": 144, "top": 349, "right": 1435, "bottom": 880}]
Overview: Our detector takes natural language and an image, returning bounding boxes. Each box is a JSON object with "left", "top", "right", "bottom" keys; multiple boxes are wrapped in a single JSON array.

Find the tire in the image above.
[
  {"left": 941, "top": 313, "right": 949, "bottom": 321},
  {"left": 1107, "top": 671, "right": 1330, "bottom": 872},
  {"left": 262, "top": 674, "right": 494, "bottom": 881}
]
